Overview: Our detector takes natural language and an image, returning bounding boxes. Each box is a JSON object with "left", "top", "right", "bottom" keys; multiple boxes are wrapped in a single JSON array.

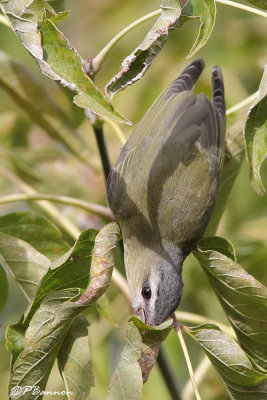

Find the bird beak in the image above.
[{"left": 133, "top": 305, "right": 147, "bottom": 324}]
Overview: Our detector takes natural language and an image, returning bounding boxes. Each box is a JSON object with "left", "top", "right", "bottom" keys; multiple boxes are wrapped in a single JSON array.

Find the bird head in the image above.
[{"left": 123, "top": 236, "right": 184, "bottom": 326}]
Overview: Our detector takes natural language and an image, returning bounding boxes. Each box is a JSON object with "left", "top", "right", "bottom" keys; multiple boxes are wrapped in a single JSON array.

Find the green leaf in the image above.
[
  {"left": 197, "top": 236, "right": 236, "bottom": 261},
  {"left": 0, "top": 51, "right": 96, "bottom": 166},
  {"left": 244, "top": 62, "right": 267, "bottom": 195},
  {"left": 0, "top": 232, "right": 50, "bottom": 301},
  {"left": 58, "top": 315, "right": 94, "bottom": 400},
  {"left": 181, "top": 0, "right": 216, "bottom": 58},
  {"left": 0, "top": 263, "right": 8, "bottom": 315},
  {"left": 9, "top": 288, "right": 82, "bottom": 400},
  {"left": 105, "top": 322, "right": 143, "bottom": 400},
  {"left": 105, "top": 0, "right": 182, "bottom": 97},
  {"left": 206, "top": 111, "right": 246, "bottom": 235},
  {"left": 24, "top": 228, "right": 97, "bottom": 325},
  {"left": 186, "top": 324, "right": 267, "bottom": 400},
  {"left": 0, "top": 212, "right": 69, "bottom": 261},
  {"left": 0, "top": 1, "right": 129, "bottom": 124},
  {"left": 194, "top": 238, "right": 267, "bottom": 370}
]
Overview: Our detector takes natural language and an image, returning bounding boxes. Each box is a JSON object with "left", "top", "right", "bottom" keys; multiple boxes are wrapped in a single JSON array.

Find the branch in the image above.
[
  {"left": 216, "top": 0, "right": 267, "bottom": 18},
  {"left": 92, "top": 10, "right": 160, "bottom": 72},
  {"left": 0, "top": 192, "right": 114, "bottom": 220},
  {"left": 93, "top": 125, "right": 112, "bottom": 182}
]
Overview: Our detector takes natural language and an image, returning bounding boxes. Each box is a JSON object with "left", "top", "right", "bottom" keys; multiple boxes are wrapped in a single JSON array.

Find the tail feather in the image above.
[
  {"left": 166, "top": 59, "right": 205, "bottom": 98},
  {"left": 212, "top": 66, "right": 225, "bottom": 119}
]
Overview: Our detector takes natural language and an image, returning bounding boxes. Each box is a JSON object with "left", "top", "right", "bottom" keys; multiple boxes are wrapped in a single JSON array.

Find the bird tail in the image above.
[
  {"left": 169, "top": 59, "right": 205, "bottom": 95},
  {"left": 212, "top": 66, "right": 225, "bottom": 120}
]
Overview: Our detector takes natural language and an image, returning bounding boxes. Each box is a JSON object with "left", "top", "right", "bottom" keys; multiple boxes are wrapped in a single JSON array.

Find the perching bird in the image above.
[{"left": 107, "top": 59, "right": 226, "bottom": 326}]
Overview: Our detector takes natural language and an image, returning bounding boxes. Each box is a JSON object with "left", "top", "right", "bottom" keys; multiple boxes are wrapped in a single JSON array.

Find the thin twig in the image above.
[
  {"left": 157, "top": 347, "right": 182, "bottom": 400},
  {"left": 0, "top": 164, "right": 129, "bottom": 300},
  {"left": 0, "top": 164, "right": 81, "bottom": 238},
  {"left": 105, "top": 119, "right": 127, "bottom": 145},
  {"left": 226, "top": 92, "right": 257, "bottom": 115},
  {"left": 173, "top": 317, "right": 202, "bottom": 400},
  {"left": 175, "top": 311, "right": 235, "bottom": 337},
  {"left": 216, "top": 0, "right": 267, "bottom": 18},
  {"left": 0, "top": 14, "right": 10, "bottom": 27},
  {"left": 182, "top": 356, "right": 211, "bottom": 400},
  {"left": 0, "top": 192, "right": 114, "bottom": 220},
  {"left": 92, "top": 9, "right": 161, "bottom": 72}
]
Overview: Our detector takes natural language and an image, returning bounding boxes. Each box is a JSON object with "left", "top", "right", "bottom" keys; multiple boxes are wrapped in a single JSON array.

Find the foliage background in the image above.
[{"left": 0, "top": 1, "right": 266, "bottom": 399}]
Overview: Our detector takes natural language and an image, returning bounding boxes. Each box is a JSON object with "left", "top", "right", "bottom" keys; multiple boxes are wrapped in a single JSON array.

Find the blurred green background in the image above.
[{"left": 0, "top": 1, "right": 266, "bottom": 399}]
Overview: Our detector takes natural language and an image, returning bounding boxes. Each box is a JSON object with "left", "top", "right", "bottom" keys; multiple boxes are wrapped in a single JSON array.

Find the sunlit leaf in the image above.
[
  {"left": 186, "top": 324, "right": 267, "bottom": 400},
  {"left": 58, "top": 315, "right": 94, "bottom": 400},
  {"left": 0, "top": 232, "right": 50, "bottom": 301},
  {"left": 0, "top": 212, "right": 69, "bottom": 261},
  {"left": 0, "top": 1, "right": 129, "bottom": 124},
  {"left": 244, "top": 62, "right": 267, "bottom": 195},
  {"left": 105, "top": 0, "right": 182, "bottom": 97},
  {"left": 0, "top": 263, "right": 8, "bottom": 315},
  {"left": 194, "top": 237, "right": 267, "bottom": 370}
]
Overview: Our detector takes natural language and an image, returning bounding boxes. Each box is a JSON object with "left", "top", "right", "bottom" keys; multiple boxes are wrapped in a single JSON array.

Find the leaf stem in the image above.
[
  {"left": 216, "top": 0, "right": 267, "bottom": 18},
  {"left": 93, "top": 125, "right": 112, "bottom": 181},
  {"left": 182, "top": 356, "right": 211, "bottom": 400},
  {"left": 174, "top": 321, "right": 202, "bottom": 400},
  {"left": 92, "top": 9, "right": 161, "bottom": 72},
  {"left": 105, "top": 119, "right": 127, "bottom": 145},
  {"left": 0, "top": 14, "right": 10, "bottom": 27},
  {"left": 175, "top": 311, "right": 234, "bottom": 337},
  {"left": 0, "top": 193, "right": 114, "bottom": 220},
  {"left": 157, "top": 347, "right": 182, "bottom": 400},
  {"left": 0, "top": 164, "right": 81, "bottom": 238},
  {"left": 226, "top": 92, "right": 257, "bottom": 115}
]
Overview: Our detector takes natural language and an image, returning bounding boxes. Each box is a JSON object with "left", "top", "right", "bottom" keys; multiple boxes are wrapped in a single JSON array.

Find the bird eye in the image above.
[{"left": 141, "top": 286, "right": 152, "bottom": 300}]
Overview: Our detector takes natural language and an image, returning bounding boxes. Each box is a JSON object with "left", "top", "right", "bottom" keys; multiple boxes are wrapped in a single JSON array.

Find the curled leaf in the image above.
[
  {"left": 75, "top": 222, "right": 121, "bottom": 306},
  {"left": 131, "top": 316, "right": 173, "bottom": 382},
  {"left": 182, "top": 0, "right": 216, "bottom": 58},
  {"left": 105, "top": 0, "right": 181, "bottom": 97}
]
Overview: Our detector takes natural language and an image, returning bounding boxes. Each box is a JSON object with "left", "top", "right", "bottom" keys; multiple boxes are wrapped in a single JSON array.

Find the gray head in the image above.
[{"left": 123, "top": 237, "right": 184, "bottom": 326}]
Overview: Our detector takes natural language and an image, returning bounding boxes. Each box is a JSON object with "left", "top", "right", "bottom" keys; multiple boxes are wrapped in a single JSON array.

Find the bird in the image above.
[{"left": 107, "top": 59, "right": 226, "bottom": 326}]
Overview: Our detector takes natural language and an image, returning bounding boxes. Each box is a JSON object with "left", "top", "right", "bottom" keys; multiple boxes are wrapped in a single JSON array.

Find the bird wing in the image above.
[{"left": 107, "top": 60, "right": 226, "bottom": 225}]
